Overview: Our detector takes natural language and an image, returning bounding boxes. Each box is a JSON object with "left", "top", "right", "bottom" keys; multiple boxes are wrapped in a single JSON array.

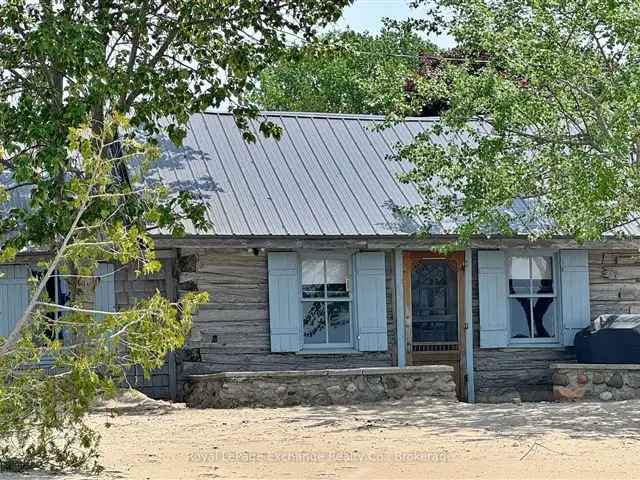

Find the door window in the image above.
[{"left": 411, "top": 260, "right": 458, "bottom": 343}]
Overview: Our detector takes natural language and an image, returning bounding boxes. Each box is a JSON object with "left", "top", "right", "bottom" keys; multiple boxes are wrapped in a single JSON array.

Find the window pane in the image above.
[
  {"left": 427, "top": 287, "right": 447, "bottom": 314},
  {"left": 532, "top": 297, "right": 555, "bottom": 338},
  {"left": 425, "top": 263, "right": 447, "bottom": 285},
  {"left": 303, "top": 301, "right": 326, "bottom": 344},
  {"left": 327, "top": 301, "right": 350, "bottom": 343},
  {"left": 510, "top": 297, "right": 531, "bottom": 338},
  {"left": 326, "top": 259, "right": 349, "bottom": 298},
  {"left": 302, "top": 259, "right": 324, "bottom": 298},
  {"left": 531, "top": 256, "right": 553, "bottom": 294},
  {"left": 508, "top": 256, "right": 530, "bottom": 294}
]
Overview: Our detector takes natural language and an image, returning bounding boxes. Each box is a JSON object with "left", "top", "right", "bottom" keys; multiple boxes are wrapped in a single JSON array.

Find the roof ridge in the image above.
[{"left": 200, "top": 110, "right": 440, "bottom": 122}]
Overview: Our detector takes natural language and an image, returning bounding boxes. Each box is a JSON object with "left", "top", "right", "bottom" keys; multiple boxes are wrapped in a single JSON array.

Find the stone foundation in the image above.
[
  {"left": 185, "top": 366, "right": 456, "bottom": 408},
  {"left": 551, "top": 363, "right": 640, "bottom": 401}
]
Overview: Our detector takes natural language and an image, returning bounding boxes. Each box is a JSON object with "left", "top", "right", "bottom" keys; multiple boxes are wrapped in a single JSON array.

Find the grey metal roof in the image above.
[
  {"left": 148, "top": 111, "right": 640, "bottom": 238},
  {"left": 3, "top": 111, "right": 640, "bottom": 239},
  {"left": 150, "top": 111, "right": 464, "bottom": 237}
]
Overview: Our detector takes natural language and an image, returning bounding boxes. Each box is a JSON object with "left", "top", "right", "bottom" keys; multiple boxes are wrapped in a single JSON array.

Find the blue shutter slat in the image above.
[
  {"left": 560, "top": 250, "right": 590, "bottom": 346},
  {"left": 95, "top": 263, "right": 116, "bottom": 319},
  {"left": 268, "top": 252, "right": 300, "bottom": 352},
  {"left": 478, "top": 250, "right": 508, "bottom": 348},
  {"left": 0, "top": 265, "right": 30, "bottom": 338},
  {"left": 355, "top": 252, "right": 387, "bottom": 352},
  {"left": 0, "top": 278, "right": 8, "bottom": 338}
]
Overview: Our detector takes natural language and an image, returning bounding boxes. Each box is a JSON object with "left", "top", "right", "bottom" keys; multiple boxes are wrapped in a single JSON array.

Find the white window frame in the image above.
[
  {"left": 505, "top": 249, "right": 561, "bottom": 346},
  {"left": 298, "top": 251, "right": 355, "bottom": 351}
]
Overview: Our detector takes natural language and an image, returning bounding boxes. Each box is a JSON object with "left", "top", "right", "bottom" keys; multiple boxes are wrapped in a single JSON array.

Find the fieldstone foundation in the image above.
[
  {"left": 551, "top": 363, "right": 640, "bottom": 401},
  {"left": 185, "top": 366, "right": 456, "bottom": 408}
]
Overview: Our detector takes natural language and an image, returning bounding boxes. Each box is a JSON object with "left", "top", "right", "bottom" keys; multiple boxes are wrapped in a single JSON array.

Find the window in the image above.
[
  {"left": 301, "top": 255, "right": 352, "bottom": 348},
  {"left": 33, "top": 269, "right": 70, "bottom": 343},
  {"left": 507, "top": 254, "right": 557, "bottom": 341}
]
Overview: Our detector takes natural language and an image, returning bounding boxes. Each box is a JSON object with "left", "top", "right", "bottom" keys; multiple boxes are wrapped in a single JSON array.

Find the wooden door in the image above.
[{"left": 404, "top": 251, "right": 466, "bottom": 400}]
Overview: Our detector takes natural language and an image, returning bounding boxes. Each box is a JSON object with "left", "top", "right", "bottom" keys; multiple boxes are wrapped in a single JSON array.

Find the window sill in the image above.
[
  {"left": 505, "top": 342, "right": 563, "bottom": 349},
  {"left": 296, "top": 350, "right": 363, "bottom": 356}
]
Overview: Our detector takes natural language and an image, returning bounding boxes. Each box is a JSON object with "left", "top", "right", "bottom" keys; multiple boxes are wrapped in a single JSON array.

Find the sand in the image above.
[{"left": 4, "top": 398, "right": 640, "bottom": 479}]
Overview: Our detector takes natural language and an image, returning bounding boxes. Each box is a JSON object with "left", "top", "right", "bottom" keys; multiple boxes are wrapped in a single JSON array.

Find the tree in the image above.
[
  {"left": 392, "top": 0, "right": 640, "bottom": 243},
  {"left": 0, "top": 116, "right": 208, "bottom": 471},
  {"left": 0, "top": 0, "right": 349, "bottom": 470},
  {"left": 253, "top": 23, "right": 436, "bottom": 114}
]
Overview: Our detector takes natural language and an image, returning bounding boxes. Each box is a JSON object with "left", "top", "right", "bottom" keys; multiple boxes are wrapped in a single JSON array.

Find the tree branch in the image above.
[
  {"left": 0, "top": 202, "right": 87, "bottom": 356},
  {"left": 124, "top": 28, "right": 180, "bottom": 109}
]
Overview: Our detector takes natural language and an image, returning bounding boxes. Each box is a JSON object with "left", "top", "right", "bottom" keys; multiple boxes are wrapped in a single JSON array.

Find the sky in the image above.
[{"left": 331, "top": 0, "right": 455, "bottom": 49}]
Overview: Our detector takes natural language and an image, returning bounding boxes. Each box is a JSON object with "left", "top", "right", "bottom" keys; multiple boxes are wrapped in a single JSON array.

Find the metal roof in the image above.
[
  {"left": 3, "top": 111, "right": 640, "bottom": 239},
  {"left": 150, "top": 111, "right": 471, "bottom": 237},
  {"left": 147, "top": 111, "right": 640, "bottom": 238}
]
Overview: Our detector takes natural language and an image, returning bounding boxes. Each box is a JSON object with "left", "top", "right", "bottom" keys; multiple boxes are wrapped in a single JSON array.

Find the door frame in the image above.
[{"left": 403, "top": 250, "right": 466, "bottom": 399}]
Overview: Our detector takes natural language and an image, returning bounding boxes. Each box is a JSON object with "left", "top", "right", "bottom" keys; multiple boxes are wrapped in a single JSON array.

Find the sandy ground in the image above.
[{"left": 4, "top": 398, "right": 640, "bottom": 480}]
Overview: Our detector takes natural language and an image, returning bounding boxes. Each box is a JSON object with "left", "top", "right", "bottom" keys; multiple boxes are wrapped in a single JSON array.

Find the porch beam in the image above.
[
  {"left": 465, "top": 248, "right": 476, "bottom": 402},
  {"left": 394, "top": 249, "right": 406, "bottom": 367}
]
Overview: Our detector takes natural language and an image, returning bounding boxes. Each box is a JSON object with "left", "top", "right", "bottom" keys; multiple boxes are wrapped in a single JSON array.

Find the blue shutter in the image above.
[
  {"left": 355, "top": 252, "right": 388, "bottom": 352},
  {"left": 267, "top": 252, "right": 301, "bottom": 352},
  {"left": 0, "top": 265, "right": 30, "bottom": 338},
  {"left": 560, "top": 250, "right": 590, "bottom": 346},
  {"left": 95, "top": 263, "right": 116, "bottom": 319},
  {"left": 478, "top": 250, "right": 508, "bottom": 348}
]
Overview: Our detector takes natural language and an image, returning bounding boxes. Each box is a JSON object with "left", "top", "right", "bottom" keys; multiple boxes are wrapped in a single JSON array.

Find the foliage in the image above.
[
  {"left": 393, "top": 0, "right": 640, "bottom": 242},
  {"left": 0, "top": 0, "right": 350, "bottom": 471},
  {"left": 0, "top": 117, "right": 208, "bottom": 472},
  {"left": 253, "top": 23, "right": 436, "bottom": 114},
  {"left": 0, "top": 0, "right": 350, "bottom": 254},
  {"left": 408, "top": 48, "right": 493, "bottom": 116}
]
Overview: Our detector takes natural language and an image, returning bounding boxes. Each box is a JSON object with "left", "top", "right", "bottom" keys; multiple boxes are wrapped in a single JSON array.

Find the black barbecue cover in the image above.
[{"left": 575, "top": 314, "right": 640, "bottom": 364}]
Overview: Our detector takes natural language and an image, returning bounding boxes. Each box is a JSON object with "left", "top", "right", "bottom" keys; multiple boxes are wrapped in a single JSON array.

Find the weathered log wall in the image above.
[
  {"left": 589, "top": 250, "right": 640, "bottom": 317},
  {"left": 176, "top": 248, "right": 397, "bottom": 400},
  {"left": 474, "top": 348, "right": 576, "bottom": 402},
  {"left": 116, "top": 254, "right": 177, "bottom": 400},
  {"left": 472, "top": 249, "right": 640, "bottom": 402},
  {"left": 171, "top": 246, "right": 640, "bottom": 403},
  {"left": 470, "top": 249, "right": 576, "bottom": 402}
]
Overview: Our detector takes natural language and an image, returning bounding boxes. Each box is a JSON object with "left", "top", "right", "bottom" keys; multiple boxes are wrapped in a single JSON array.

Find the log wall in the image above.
[
  {"left": 471, "top": 249, "right": 576, "bottom": 402},
  {"left": 176, "top": 248, "right": 397, "bottom": 400},
  {"left": 588, "top": 250, "right": 640, "bottom": 316},
  {"left": 116, "top": 254, "right": 177, "bottom": 400},
  {"left": 472, "top": 249, "right": 640, "bottom": 402},
  {"left": 170, "top": 246, "right": 640, "bottom": 403}
]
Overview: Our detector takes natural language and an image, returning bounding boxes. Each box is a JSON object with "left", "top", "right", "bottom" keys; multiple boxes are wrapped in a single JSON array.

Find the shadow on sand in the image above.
[{"left": 276, "top": 398, "right": 640, "bottom": 442}]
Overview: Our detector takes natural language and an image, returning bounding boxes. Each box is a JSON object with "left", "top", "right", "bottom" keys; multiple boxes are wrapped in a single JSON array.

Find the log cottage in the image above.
[{"left": 3, "top": 112, "right": 640, "bottom": 403}]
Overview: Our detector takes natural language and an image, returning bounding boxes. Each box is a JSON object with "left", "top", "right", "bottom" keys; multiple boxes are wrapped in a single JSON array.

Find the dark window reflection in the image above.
[
  {"left": 512, "top": 297, "right": 554, "bottom": 338},
  {"left": 301, "top": 258, "right": 351, "bottom": 346},
  {"left": 327, "top": 302, "right": 350, "bottom": 343},
  {"left": 303, "top": 301, "right": 325, "bottom": 344},
  {"left": 508, "top": 255, "right": 555, "bottom": 339},
  {"left": 33, "top": 270, "right": 68, "bottom": 342}
]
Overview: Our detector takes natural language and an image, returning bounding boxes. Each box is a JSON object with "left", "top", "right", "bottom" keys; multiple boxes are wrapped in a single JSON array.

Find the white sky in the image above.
[{"left": 331, "top": 0, "right": 455, "bottom": 49}]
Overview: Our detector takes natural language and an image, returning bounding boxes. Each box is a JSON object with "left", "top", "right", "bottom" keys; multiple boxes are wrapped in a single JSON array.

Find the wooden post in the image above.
[{"left": 166, "top": 255, "right": 178, "bottom": 401}]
